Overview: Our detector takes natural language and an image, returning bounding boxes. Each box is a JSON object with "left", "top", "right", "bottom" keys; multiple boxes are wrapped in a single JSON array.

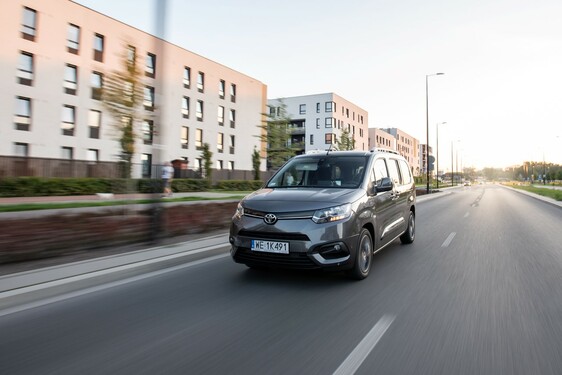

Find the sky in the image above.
[{"left": 74, "top": 0, "right": 562, "bottom": 170}]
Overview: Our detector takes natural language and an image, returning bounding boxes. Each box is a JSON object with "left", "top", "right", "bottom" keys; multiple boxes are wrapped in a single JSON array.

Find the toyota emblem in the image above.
[{"left": 264, "top": 213, "right": 278, "bottom": 225}]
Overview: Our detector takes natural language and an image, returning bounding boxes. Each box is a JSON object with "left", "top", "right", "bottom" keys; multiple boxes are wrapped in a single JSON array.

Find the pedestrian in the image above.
[{"left": 162, "top": 161, "right": 174, "bottom": 197}]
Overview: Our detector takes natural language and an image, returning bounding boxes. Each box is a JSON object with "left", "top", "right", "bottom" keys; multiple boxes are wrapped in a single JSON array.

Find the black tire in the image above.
[
  {"left": 400, "top": 210, "right": 415, "bottom": 244},
  {"left": 347, "top": 229, "right": 373, "bottom": 280}
]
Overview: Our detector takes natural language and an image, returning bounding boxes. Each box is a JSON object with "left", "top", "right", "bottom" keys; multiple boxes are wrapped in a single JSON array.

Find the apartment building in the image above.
[
  {"left": 267, "top": 93, "right": 369, "bottom": 155},
  {"left": 1, "top": 0, "right": 267, "bottom": 178},
  {"left": 368, "top": 128, "right": 421, "bottom": 176}
]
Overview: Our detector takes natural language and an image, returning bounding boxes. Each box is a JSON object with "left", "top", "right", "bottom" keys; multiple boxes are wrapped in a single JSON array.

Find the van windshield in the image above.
[{"left": 267, "top": 155, "right": 368, "bottom": 188}]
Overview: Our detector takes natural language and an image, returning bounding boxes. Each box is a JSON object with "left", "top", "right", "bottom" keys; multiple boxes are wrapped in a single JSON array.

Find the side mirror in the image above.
[{"left": 376, "top": 177, "right": 394, "bottom": 193}]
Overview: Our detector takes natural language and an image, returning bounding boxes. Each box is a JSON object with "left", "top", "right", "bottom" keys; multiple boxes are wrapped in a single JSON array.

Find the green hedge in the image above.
[
  {"left": 0, "top": 177, "right": 209, "bottom": 197},
  {"left": 213, "top": 180, "right": 264, "bottom": 191}
]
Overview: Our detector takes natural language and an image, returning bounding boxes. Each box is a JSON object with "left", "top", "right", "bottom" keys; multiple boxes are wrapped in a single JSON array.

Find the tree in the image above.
[
  {"left": 252, "top": 146, "right": 261, "bottom": 180},
  {"left": 201, "top": 142, "right": 213, "bottom": 182},
  {"left": 101, "top": 44, "right": 146, "bottom": 178},
  {"left": 336, "top": 128, "right": 356, "bottom": 150},
  {"left": 258, "top": 100, "right": 297, "bottom": 170}
]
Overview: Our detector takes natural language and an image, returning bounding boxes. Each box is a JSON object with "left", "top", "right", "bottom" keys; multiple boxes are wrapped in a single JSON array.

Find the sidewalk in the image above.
[{"left": 0, "top": 191, "right": 245, "bottom": 205}]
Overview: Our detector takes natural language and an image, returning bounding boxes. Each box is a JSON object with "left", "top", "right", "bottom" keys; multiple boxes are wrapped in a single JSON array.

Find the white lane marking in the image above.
[
  {"left": 0, "top": 253, "right": 229, "bottom": 318},
  {"left": 333, "top": 315, "right": 395, "bottom": 375},
  {"left": 464, "top": 212, "right": 470, "bottom": 218},
  {"left": 441, "top": 232, "right": 456, "bottom": 248}
]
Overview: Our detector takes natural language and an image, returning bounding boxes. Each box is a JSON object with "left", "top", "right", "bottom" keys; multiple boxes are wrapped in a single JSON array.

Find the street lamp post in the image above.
[
  {"left": 436, "top": 122, "right": 446, "bottom": 189},
  {"left": 451, "top": 140, "right": 454, "bottom": 186},
  {"left": 426, "top": 73, "right": 444, "bottom": 194}
]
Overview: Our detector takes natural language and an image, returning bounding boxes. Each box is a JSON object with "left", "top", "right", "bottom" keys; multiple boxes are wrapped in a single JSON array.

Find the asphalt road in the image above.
[{"left": 1, "top": 185, "right": 561, "bottom": 375}]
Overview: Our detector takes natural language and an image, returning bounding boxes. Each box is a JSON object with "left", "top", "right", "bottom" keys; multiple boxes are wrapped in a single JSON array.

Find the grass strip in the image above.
[
  {"left": 508, "top": 185, "right": 562, "bottom": 201},
  {"left": 0, "top": 195, "right": 246, "bottom": 213}
]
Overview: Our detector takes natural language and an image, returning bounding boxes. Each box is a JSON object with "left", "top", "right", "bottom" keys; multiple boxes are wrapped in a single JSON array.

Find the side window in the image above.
[
  {"left": 373, "top": 158, "right": 389, "bottom": 186},
  {"left": 399, "top": 160, "right": 412, "bottom": 185},
  {"left": 387, "top": 159, "right": 401, "bottom": 185}
]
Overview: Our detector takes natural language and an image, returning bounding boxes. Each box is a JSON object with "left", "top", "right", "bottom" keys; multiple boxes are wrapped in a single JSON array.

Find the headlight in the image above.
[
  {"left": 233, "top": 202, "right": 244, "bottom": 220},
  {"left": 312, "top": 204, "right": 351, "bottom": 224}
]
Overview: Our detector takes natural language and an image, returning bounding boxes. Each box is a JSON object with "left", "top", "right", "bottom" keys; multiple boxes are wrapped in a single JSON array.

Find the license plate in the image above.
[{"left": 251, "top": 240, "right": 289, "bottom": 254}]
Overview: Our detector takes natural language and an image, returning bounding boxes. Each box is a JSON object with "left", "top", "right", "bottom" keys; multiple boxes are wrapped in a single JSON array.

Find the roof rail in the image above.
[
  {"left": 305, "top": 149, "right": 329, "bottom": 155},
  {"left": 370, "top": 147, "right": 399, "bottom": 155}
]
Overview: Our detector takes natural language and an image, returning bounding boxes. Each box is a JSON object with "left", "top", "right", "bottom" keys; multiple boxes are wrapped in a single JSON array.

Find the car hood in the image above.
[{"left": 241, "top": 188, "right": 363, "bottom": 212}]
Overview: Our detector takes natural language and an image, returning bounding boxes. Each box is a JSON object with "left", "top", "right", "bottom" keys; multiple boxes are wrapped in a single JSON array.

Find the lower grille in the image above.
[
  {"left": 233, "top": 248, "right": 319, "bottom": 269},
  {"left": 238, "top": 230, "right": 310, "bottom": 241}
]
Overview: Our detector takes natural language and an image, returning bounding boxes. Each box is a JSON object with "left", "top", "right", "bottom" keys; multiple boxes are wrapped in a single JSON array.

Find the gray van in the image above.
[{"left": 229, "top": 149, "right": 416, "bottom": 279}]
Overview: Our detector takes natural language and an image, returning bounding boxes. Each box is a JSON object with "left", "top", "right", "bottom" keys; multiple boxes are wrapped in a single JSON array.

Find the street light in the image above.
[
  {"left": 436, "top": 122, "right": 446, "bottom": 189},
  {"left": 426, "top": 72, "right": 444, "bottom": 194}
]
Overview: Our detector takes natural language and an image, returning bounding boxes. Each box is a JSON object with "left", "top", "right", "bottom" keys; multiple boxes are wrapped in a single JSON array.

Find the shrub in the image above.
[
  {"left": 0, "top": 177, "right": 211, "bottom": 197},
  {"left": 214, "top": 180, "right": 263, "bottom": 191}
]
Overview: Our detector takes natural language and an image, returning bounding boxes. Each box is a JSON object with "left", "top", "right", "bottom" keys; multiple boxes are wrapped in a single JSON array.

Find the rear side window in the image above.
[
  {"left": 387, "top": 159, "right": 401, "bottom": 185},
  {"left": 398, "top": 160, "right": 412, "bottom": 185}
]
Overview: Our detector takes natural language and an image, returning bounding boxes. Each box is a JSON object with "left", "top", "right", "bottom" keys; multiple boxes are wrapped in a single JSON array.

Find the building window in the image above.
[
  {"left": 195, "top": 128, "right": 203, "bottom": 149},
  {"left": 325, "top": 133, "right": 334, "bottom": 144},
  {"left": 61, "top": 105, "right": 76, "bottom": 136},
  {"left": 228, "top": 161, "right": 234, "bottom": 170},
  {"left": 217, "top": 132, "right": 224, "bottom": 153},
  {"left": 127, "top": 45, "right": 136, "bottom": 66},
  {"left": 197, "top": 72, "right": 205, "bottom": 92},
  {"left": 316, "top": 103, "right": 320, "bottom": 113},
  {"left": 218, "top": 106, "right": 224, "bottom": 125},
  {"left": 229, "top": 109, "right": 236, "bottom": 128},
  {"left": 18, "top": 52, "right": 33, "bottom": 86},
  {"left": 64, "top": 64, "right": 78, "bottom": 95},
  {"left": 216, "top": 160, "right": 223, "bottom": 170},
  {"left": 230, "top": 83, "right": 236, "bottom": 102},
  {"left": 219, "top": 80, "right": 225, "bottom": 99},
  {"left": 197, "top": 71, "right": 204, "bottom": 92},
  {"left": 181, "top": 126, "right": 189, "bottom": 149},
  {"left": 93, "top": 33, "right": 104, "bottom": 62},
  {"left": 14, "top": 97, "right": 31, "bottom": 131},
  {"left": 182, "top": 96, "right": 190, "bottom": 118},
  {"left": 325, "top": 117, "right": 333, "bottom": 128},
  {"left": 142, "top": 120, "right": 153, "bottom": 145},
  {"left": 21, "top": 7, "right": 37, "bottom": 41},
  {"left": 316, "top": 118, "right": 320, "bottom": 129},
  {"left": 144, "top": 86, "right": 155, "bottom": 110},
  {"left": 87, "top": 149, "right": 99, "bottom": 162},
  {"left": 183, "top": 66, "right": 191, "bottom": 88},
  {"left": 15, "top": 142, "right": 29, "bottom": 157},
  {"left": 229, "top": 135, "right": 235, "bottom": 154},
  {"left": 141, "top": 154, "right": 152, "bottom": 178},
  {"left": 67, "top": 24, "right": 80, "bottom": 54},
  {"left": 310, "top": 134, "right": 314, "bottom": 145},
  {"left": 325, "top": 101, "right": 334, "bottom": 112},
  {"left": 88, "top": 109, "right": 101, "bottom": 139},
  {"left": 196, "top": 100, "right": 203, "bottom": 121},
  {"left": 91, "top": 72, "right": 103, "bottom": 100},
  {"left": 146, "top": 53, "right": 156, "bottom": 78},
  {"left": 62, "top": 147, "right": 73, "bottom": 160},
  {"left": 299, "top": 104, "right": 306, "bottom": 114}
]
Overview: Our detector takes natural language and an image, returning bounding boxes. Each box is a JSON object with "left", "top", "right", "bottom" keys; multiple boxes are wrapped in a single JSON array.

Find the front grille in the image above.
[
  {"left": 233, "top": 248, "right": 319, "bottom": 269},
  {"left": 238, "top": 230, "right": 310, "bottom": 241},
  {"left": 244, "top": 208, "right": 314, "bottom": 220}
]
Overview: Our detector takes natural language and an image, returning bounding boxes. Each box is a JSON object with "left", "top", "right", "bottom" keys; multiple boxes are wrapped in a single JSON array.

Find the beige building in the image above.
[
  {"left": 1, "top": 0, "right": 267, "bottom": 178},
  {"left": 268, "top": 93, "right": 369, "bottom": 156},
  {"left": 368, "top": 128, "right": 421, "bottom": 176}
]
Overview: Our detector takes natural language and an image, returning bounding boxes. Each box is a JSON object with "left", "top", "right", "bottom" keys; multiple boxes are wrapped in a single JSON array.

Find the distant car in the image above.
[
  {"left": 464, "top": 181, "right": 472, "bottom": 186},
  {"left": 229, "top": 149, "right": 416, "bottom": 280}
]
